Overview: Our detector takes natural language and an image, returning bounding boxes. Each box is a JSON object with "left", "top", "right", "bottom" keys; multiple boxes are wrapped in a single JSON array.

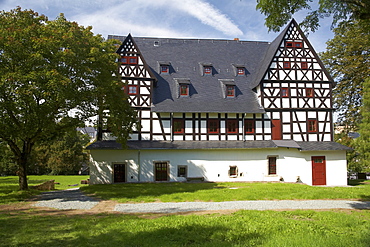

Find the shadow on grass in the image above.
[
  {"left": 0, "top": 213, "right": 265, "bottom": 246},
  {"left": 348, "top": 179, "right": 370, "bottom": 186},
  {"left": 80, "top": 182, "right": 223, "bottom": 202}
]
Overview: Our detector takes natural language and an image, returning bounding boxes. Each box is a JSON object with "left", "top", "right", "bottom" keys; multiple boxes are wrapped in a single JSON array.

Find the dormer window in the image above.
[
  {"left": 204, "top": 66, "right": 212, "bottom": 75},
  {"left": 226, "top": 85, "right": 235, "bottom": 98},
  {"left": 237, "top": 67, "right": 245, "bottom": 76},
  {"left": 161, "top": 65, "right": 169, "bottom": 74},
  {"left": 180, "top": 84, "right": 189, "bottom": 96}
]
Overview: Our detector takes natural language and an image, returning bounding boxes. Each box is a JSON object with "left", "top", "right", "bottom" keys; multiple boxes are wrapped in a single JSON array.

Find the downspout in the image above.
[
  {"left": 242, "top": 113, "right": 245, "bottom": 141},
  {"left": 137, "top": 150, "right": 141, "bottom": 182},
  {"left": 170, "top": 112, "right": 174, "bottom": 141}
]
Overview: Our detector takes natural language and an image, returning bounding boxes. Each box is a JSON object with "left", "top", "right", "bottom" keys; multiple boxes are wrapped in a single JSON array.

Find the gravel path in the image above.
[
  {"left": 34, "top": 188, "right": 370, "bottom": 213},
  {"left": 34, "top": 188, "right": 99, "bottom": 210}
]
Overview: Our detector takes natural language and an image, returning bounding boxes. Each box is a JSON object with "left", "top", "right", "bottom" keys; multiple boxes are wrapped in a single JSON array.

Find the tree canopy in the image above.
[
  {"left": 0, "top": 8, "right": 136, "bottom": 189},
  {"left": 256, "top": 0, "right": 370, "bottom": 32}
]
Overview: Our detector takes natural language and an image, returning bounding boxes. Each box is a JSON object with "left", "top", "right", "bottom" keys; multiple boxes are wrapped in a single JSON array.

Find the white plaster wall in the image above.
[{"left": 89, "top": 148, "right": 348, "bottom": 186}]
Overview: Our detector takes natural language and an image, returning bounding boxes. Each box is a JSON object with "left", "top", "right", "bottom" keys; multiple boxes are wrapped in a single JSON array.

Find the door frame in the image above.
[
  {"left": 311, "top": 156, "right": 326, "bottom": 185},
  {"left": 154, "top": 161, "right": 169, "bottom": 181},
  {"left": 113, "top": 163, "right": 126, "bottom": 183}
]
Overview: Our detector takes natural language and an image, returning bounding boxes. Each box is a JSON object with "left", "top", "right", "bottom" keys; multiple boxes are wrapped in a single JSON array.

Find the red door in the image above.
[
  {"left": 271, "top": 120, "right": 282, "bottom": 140},
  {"left": 114, "top": 164, "right": 126, "bottom": 183},
  {"left": 312, "top": 156, "right": 326, "bottom": 185}
]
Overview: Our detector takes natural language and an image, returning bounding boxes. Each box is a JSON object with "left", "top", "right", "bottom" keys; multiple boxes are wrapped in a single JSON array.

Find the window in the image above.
[
  {"left": 227, "top": 120, "right": 238, "bottom": 133},
  {"left": 208, "top": 119, "right": 219, "bottom": 133},
  {"left": 204, "top": 66, "right": 212, "bottom": 75},
  {"left": 180, "top": 84, "right": 189, "bottom": 96},
  {"left": 121, "top": 56, "right": 138, "bottom": 65},
  {"left": 237, "top": 67, "right": 245, "bottom": 76},
  {"left": 301, "top": 62, "right": 308, "bottom": 69},
  {"left": 160, "top": 65, "right": 169, "bottom": 74},
  {"left": 283, "top": 61, "right": 291, "bottom": 69},
  {"left": 281, "top": 88, "right": 289, "bottom": 97},
  {"left": 268, "top": 157, "right": 277, "bottom": 175},
  {"left": 229, "top": 166, "right": 238, "bottom": 177},
  {"left": 306, "top": 88, "right": 314, "bottom": 97},
  {"left": 128, "top": 85, "right": 138, "bottom": 95},
  {"left": 178, "top": 165, "right": 187, "bottom": 177},
  {"left": 286, "top": 41, "right": 303, "bottom": 48},
  {"left": 244, "top": 120, "right": 255, "bottom": 134},
  {"left": 173, "top": 119, "right": 184, "bottom": 134},
  {"left": 226, "top": 85, "right": 235, "bottom": 97},
  {"left": 308, "top": 119, "right": 317, "bottom": 132}
]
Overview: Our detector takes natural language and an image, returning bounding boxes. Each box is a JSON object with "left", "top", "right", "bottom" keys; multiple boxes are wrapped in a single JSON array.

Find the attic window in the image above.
[
  {"left": 237, "top": 67, "right": 245, "bottom": 76},
  {"left": 286, "top": 41, "right": 303, "bottom": 48},
  {"left": 121, "top": 56, "right": 138, "bottom": 65},
  {"left": 301, "top": 62, "right": 308, "bottom": 69},
  {"left": 180, "top": 84, "right": 189, "bottom": 96},
  {"left": 283, "top": 62, "right": 291, "bottom": 69},
  {"left": 161, "top": 65, "right": 169, "bottom": 74},
  {"left": 154, "top": 41, "right": 160, "bottom": 46},
  {"left": 226, "top": 85, "right": 235, "bottom": 98},
  {"left": 174, "top": 78, "right": 191, "bottom": 98},
  {"left": 204, "top": 66, "right": 212, "bottom": 75}
]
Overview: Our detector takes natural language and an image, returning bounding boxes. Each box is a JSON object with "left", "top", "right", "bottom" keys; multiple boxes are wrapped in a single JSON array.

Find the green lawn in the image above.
[
  {"left": 0, "top": 175, "right": 89, "bottom": 204},
  {"left": 0, "top": 209, "right": 369, "bottom": 246},
  {"left": 81, "top": 180, "right": 370, "bottom": 203}
]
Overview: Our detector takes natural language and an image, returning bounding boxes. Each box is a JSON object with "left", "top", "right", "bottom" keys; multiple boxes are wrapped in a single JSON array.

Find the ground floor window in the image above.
[
  {"left": 229, "top": 166, "right": 238, "bottom": 177},
  {"left": 268, "top": 156, "right": 277, "bottom": 175},
  {"left": 177, "top": 165, "right": 187, "bottom": 177}
]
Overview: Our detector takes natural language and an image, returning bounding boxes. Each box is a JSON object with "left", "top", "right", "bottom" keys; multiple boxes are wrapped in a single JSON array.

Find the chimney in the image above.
[{"left": 234, "top": 38, "right": 239, "bottom": 41}]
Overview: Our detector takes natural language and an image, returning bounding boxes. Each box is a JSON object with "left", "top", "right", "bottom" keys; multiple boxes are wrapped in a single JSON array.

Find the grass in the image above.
[
  {"left": 81, "top": 180, "right": 370, "bottom": 203},
  {"left": 0, "top": 175, "right": 89, "bottom": 205},
  {"left": 0, "top": 209, "right": 369, "bottom": 246}
]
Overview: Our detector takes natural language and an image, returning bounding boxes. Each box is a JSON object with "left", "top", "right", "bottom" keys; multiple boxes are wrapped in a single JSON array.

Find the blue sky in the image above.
[{"left": 1, "top": 0, "right": 333, "bottom": 52}]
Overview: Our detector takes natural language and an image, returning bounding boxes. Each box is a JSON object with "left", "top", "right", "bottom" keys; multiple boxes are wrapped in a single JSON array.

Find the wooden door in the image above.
[
  {"left": 312, "top": 156, "right": 326, "bottom": 185},
  {"left": 113, "top": 163, "right": 126, "bottom": 183},
  {"left": 271, "top": 119, "right": 282, "bottom": 140},
  {"left": 155, "top": 162, "right": 168, "bottom": 181}
]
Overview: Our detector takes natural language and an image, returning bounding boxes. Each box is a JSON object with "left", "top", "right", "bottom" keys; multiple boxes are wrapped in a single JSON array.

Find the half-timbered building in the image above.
[{"left": 88, "top": 20, "right": 351, "bottom": 186}]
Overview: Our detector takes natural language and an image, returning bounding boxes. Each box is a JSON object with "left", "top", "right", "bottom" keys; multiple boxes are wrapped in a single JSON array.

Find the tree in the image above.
[
  {"left": 33, "top": 129, "right": 91, "bottom": 175},
  {"left": 0, "top": 8, "right": 136, "bottom": 190},
  {"left": 355, "top": 78, "right": 370, "bottom": 172},
  {"left": 256, "top": 0, "right": 370, "bottom": 32},
  {"left": 320, "top": 21, "right": 370, "bottom": 129}
]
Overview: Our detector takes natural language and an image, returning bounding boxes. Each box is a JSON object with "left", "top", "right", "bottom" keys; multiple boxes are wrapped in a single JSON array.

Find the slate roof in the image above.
[
  {"left": 87, "top": 140, "right": 351, "bottom": 151},
  {"left": 110, "top": 35, "right": 269, "bottom": 113}
]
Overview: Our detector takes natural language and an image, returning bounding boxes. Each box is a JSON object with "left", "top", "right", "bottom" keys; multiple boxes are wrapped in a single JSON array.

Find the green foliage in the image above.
[
  {"left": 0, "top": 209, "right": 369, "bottom": 246},
  {"left": 256, "top": 0, "right": 370, "bottom": 32},
  {"left": 0, "top": 8, "right": 136, "bottom": 189},
  {"left": 356, "top": 77, "right": 370, "bottom": 171},
  {"left": 321, "top": 21, "right": 370, "bottom": 128},
  {"left": 81, "top": 182, "right": 370, "bottom": 203}
]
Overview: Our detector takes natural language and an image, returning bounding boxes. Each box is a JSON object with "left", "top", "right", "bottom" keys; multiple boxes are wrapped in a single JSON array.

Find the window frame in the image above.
[
  {"left": 173, "top": 119, "right": 185, "bottom": 134},
  {"left": 244, "top": 120, "right": 255, "bottom": 134},
  {"left": 177, "top": 165, "right": 188, "bottom": 177},
  {"left": 179, "top": 84, "right": 189, "bottom": 96},
  {"left": 226, "top": 85, "right": 235, "bottom": 98},
  {"left": 306, "top": 88, "right": 314, "bottom": 97},
  {"left": 128, "top": 85, "right": 138, "bottom": 95},
  {"left": 229, "top": 166, "right": 238, "bottom": 178},
  {"left": 308, "top": 119, "right": 318, "bottom": 133},
  {"left": 301, "top": 62, "right": 308, "bottom": 69},
  {"left": 207, "top": 119, "right": 219, "bottom": 134},
  {"left": 281, "top": 88, "right": 289, "bottom": 97},
  {"left": 283, "top": 61, "right": 291, "bottom": 69},
  {"left": 227, "top": 120, "right": 238, "bottom": 134}
]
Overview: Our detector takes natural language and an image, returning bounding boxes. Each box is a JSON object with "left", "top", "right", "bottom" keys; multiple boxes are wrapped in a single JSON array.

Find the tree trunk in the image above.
[{"left": 18, "top": 156, "right": 28, "bottom": 190}]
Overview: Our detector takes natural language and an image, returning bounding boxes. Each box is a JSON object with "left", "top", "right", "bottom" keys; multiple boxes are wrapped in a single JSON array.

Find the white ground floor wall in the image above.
[{"left": 89, "top": 148, "right": 347, "bottom": 186}]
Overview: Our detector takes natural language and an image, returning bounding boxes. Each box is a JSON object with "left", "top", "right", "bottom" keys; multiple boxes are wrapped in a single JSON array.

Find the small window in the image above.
[
  {"left": 226, "top": 85, "right": 235, "bottom": 98},
  {"left": 128, "top": 85, "right": 138, "bottom": 95},
  {"left": 204, "top": 66, "right": 212, "bottom": 75},
  {"left": 227, "top": 120, "right": 238, "bottom": 133},
  {"left": 301, "top": 62, "right": 308, "bottom": 69},
  {"left": 268, "top": 157, "right": 277, "bottom": 175},
  {"left": 281, "top": 88, "right": 289, "bottom": 97},
  {"left": 121, "top": 56, "right": 138, "bottom": 65},
  {"left": 237, "top": 67, "right": 245, "bottom": 76},
  {"left": 129, "top": 57, "right": 137, "bottom": 64},
  {"left": 229, "top": 166, "right": 238, "bottom": 177},
  {"left": 180, "top": 84, "right": 189, "bottom": 96},
  {"left": 308, "top": 119, "right": 317, "bottom": 132},
  {"left": 286, "top": 41, "right": 303, "bottom": 48},
  {"left": 306, "top": 88, "right": 314, "bottom": 97},
  {"left": 161, "top": 65, "right": 169, "bottom": 74},
  {"left": 178, "top": 165, "right": 187, "bottom": 177},
  {"left": 173, "top": 119, "right": 184, "bottom": 134},
  {"left": 120, "top": 56, "right": 127, "bottom": 64},
  {"left": 208, "top": 119, "right": 219, "bottom": 133},
  {"left": 283, "top": 62, "right": 291, "bottom": 69},
  {"left": 244, "top": 120, "right": 255, "bottom": 134}
]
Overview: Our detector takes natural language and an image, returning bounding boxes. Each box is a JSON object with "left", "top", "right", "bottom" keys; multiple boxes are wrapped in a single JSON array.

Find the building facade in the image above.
[{"left": 88, "top": 20, "right": 350, "bottom": 186}]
